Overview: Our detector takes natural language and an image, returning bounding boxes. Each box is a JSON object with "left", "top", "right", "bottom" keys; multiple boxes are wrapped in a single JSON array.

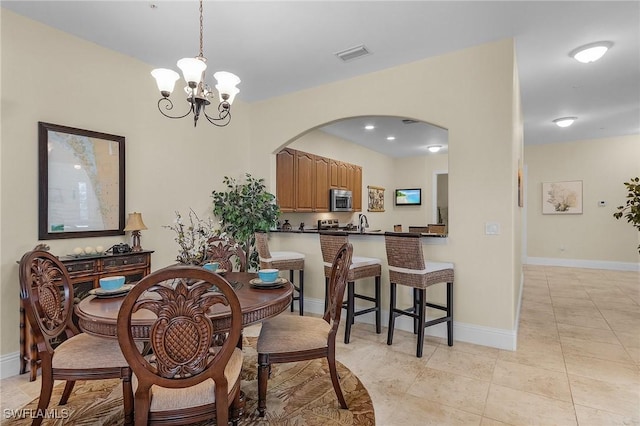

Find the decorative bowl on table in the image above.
[
  {"left": 99, "top": 275, "right": 125, "bottom": 291},
  {"left": 203, "top": 262, "right": 219, "bottom": 272},
  {"left": 257, "top": 269, "right": 279, "bottom": 283}
]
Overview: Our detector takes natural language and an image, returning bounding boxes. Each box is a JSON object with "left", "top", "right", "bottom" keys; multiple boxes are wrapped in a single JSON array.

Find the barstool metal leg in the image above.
[
  {"left": 289, "top": 270, "right": 295, "bottom": 312},
  {"left": 345, "top": 282, "right": 355, "bottom": 344},
  {"left": 387, "top": 282, "right": 397, "bottom": 345},
  {"left": 375, "top": 276, "right": 381, "bottom": 334},
  {"left": 298, "top": 270, "right": 304, "bottom": 316},
  {"left": 416, "top": 289, "right": 426, "bottom": 358},
  {"left": 413, "top": 288, "right": 419, "bottom": 334},
  {"left": 447, "top": 281, "right": 453, "bottom": 346}
]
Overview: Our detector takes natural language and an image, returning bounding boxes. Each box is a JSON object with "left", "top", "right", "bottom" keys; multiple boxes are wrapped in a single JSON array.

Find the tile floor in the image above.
[{"left": 2, "top": 265, "right": 638, "bottom": 425}]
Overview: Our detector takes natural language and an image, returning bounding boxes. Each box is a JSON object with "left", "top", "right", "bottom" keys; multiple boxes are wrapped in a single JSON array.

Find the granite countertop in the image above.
[{"left": 271, "top": 229, "right": 447, "bottom": 237}]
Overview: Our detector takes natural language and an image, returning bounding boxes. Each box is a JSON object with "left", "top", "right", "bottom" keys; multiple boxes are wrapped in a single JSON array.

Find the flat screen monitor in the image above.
[{"left": 395, "top": 188, "right": 422, "bottom": 206}]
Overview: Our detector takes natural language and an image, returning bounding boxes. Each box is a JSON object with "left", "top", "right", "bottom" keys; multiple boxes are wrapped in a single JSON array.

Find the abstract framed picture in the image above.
[
  {"left": 38, "top": 122, "right": 126, "bottom": 240},
  {"left": 542, "top": 180, "right": 583, "bottom": 214},
  {"left": 367, "top": 185, "right": 385, "bottom": 212}
]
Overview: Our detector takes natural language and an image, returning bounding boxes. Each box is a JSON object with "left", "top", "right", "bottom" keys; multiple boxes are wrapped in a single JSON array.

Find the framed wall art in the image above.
[
  {"left": 38, "top": 122, "right": 125, "bottom": 240},
  {"left": 542, "top": 180, "right": 583, "bottom": 214},
  {"left": 367, "top": 185, "right": 385, "bottom": 212}
]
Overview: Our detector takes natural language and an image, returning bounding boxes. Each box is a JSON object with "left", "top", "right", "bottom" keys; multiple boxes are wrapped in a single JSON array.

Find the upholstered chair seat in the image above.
[
  {"left": 258, "top": 316, "right": 331, "bottom": 354},
  {"left": 52, "top": 333, "right": 141, "bottom": 369}
]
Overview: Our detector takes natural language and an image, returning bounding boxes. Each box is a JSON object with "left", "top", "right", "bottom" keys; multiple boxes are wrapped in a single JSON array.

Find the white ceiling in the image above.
[{"left": 3, "top": 1, "right": 639, "bottom": 157}]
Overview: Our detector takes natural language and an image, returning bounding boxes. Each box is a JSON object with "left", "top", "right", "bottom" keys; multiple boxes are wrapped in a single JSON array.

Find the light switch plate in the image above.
[{"left": 485, "top": 222, "right": 500, "bottom": 235}]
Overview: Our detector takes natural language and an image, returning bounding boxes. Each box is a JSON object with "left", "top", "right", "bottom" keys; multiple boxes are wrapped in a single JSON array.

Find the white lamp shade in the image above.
[
  {"left": 177, "top": 58, "right": 207, "bottom": 85},
  {"left": 151, "top": 68, "right": 180, "bottom": 94},
  {"left": 214, "top": 71, "right": 241, "bottom": 104}
]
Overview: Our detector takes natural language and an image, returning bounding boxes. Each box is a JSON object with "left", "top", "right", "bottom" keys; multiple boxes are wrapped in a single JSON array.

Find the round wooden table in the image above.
[{"left": 75, "top": 272, "right": 293, "bottom": 339}]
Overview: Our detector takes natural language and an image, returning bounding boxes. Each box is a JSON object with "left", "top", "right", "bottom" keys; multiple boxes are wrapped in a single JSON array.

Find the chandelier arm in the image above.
[
  {"left": 157, "top": 98, "right": 194, "bottom": 120},
  {"left": 203, "top": 108, "right": 232, "bottom": 127}
]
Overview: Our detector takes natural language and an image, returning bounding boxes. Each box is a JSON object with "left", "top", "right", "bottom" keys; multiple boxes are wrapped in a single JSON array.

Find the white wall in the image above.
[{"left": 525, "top": 135, "right": 640, "bottom": 270}]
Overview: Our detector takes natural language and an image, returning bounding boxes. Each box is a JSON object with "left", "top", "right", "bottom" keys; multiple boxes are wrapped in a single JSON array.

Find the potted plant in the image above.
[
  {"left": 212, "top": 174, "right": 280, "bottom": 270},
  {"left": 613, "top": 177, "right": 640, "bottom": 253},
  {"left": 164, "top": 209, "right": 216, "bottom": 265}
]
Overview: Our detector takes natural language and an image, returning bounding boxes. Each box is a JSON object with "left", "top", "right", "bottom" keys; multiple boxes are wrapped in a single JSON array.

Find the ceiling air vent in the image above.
[{"left": 335, "top": 44, "right": 371, "bottom": 62}]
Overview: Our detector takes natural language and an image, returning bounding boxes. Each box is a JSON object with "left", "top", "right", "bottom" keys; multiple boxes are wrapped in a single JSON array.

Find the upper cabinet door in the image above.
[
  {"left": 276, "top": 149, "right": 295, "bottom": 212},
  {"left": 337, "top": 162, "right": 348, "bottom": 189},
  {"left": 353, "top": 165, "right": 362, "bottom": 211},
  {"left": 295, "top": 151, "right": 315, "bottom": 212},
  {"left": 330, "top": 160, "right": 339, "bottom": 188},
  {"left": 314, "top": 156, "right": 331, "bottom": 212}
]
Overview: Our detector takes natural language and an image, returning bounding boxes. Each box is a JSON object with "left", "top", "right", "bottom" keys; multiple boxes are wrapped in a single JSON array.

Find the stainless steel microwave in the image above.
[{"left": 330, "top": 189, "right": 353, "bottom": 212}]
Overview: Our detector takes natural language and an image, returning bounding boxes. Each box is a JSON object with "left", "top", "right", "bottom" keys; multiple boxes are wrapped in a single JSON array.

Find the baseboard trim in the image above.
[
  {"left": 1, "top": 351, "right": 22, "bottom": 380},
  {"left": 300, "top": 297, "right": 517, "bottom": 351},
  {"left": 526, "top": 257, "right": 639, "bottom": 272}
]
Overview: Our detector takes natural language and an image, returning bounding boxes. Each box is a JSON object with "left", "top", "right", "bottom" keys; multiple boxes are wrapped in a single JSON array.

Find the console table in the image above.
[{"left": 19, "top": 250, "right": 153, "bottom": 381}]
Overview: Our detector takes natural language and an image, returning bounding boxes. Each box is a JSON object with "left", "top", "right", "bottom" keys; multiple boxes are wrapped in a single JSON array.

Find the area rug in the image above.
[{"left": 3, "top": 338, "right": 375, "bottom": 425}]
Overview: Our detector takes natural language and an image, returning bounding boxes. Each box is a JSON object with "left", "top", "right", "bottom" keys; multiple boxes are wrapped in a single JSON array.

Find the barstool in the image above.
[
  {"left": 319, "top": 231, "right": 382, "bottom": 343},
  {"left": 384, "top": 232, "right": 454, "bottom": 357},
  {"left": 254, "top": 231, "right": 305, "bottom": 315}
]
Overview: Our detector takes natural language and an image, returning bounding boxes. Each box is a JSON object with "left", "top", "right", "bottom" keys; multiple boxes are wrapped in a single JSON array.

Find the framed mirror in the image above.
[{"left": 38, "top": 122, "right": 125, "bottom": 240}]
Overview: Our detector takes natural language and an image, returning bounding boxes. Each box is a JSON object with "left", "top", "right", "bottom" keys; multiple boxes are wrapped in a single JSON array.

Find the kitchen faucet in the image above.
[{"left": 358, "top": 214, "right": 369, "bottom": 233}]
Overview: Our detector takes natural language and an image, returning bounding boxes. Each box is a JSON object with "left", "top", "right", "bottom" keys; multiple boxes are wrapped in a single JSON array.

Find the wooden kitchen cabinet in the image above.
[
  {"left": 353, "top": 165, "right": 363, "bottom": 211},
  {"left": 314, "top": 155, "right": 331, "bottom": 212},
  {"left": 19, "top": 250, "right": 153, "bottom": 381},
  {"left": 276, "top": 148, "right": 296, "bottom": 212},
  {"left": 295, "top": 150, "right": 315, "bottom": 212},
  {"left": 276, "top": 148, "right": 361, "bottom": 212}
]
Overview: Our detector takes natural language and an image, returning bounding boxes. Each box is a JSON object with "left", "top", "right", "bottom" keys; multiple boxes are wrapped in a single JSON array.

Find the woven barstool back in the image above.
[
  {"left": 254, "top": 231, "right": 306, "bottom": 315},
  {"left": 319, "top": 231, "right": 382, "bottom": 343},
  {"left": 384, "top": 232, "right": 454, "bottom": 357}
]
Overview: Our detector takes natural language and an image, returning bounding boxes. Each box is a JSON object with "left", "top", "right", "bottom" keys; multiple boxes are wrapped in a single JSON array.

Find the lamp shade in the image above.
[
  {"left": 123, "top": 212, "right": 148, "bottom": 231},
  {"left": 214, "top": 71, "right": 241, "bottom": 104},
  {"left": 151, "top": 68, "right": 180, "bottom": 95},
  {"left": 177, "top": 57, "right": 207, "bottom": 86}
]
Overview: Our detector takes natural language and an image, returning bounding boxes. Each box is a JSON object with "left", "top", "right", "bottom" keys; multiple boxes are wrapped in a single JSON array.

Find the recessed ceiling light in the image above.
[
  {"left": 553, "top": 117, "right": 577, "bottom": 128},
  {"left": 570, "top": 41, "right": 613, "bottom": 63},
  {"left": 386, "top": 136, "right": 395, "bottom": 141},
  {"left": 428, "top": 145, "right": 442, "bottom": 153},
  {"left": 364, "top": 125, "right": 375, "bottom": 130}
]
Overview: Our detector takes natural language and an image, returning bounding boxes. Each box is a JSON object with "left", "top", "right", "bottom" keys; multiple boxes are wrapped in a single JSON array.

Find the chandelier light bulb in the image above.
[
  {"left": 553, "top": 117, "right": 577, "bottom": 128},
  {"left": 570, "top": 41, "right": 613, "bottom": 64}
]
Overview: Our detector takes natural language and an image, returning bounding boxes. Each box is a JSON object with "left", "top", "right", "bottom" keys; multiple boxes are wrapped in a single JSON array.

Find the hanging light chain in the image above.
[{"left": 199, "top": 0, "right": 204, "bottom": 58}]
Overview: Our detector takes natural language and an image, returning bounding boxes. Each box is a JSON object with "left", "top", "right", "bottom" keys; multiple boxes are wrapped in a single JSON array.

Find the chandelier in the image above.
[{"left": 150, "top": 0, "right": 240, "bottom": 127}]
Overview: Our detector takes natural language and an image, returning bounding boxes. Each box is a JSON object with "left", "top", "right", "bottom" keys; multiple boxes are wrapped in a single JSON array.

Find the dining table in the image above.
[{"left": 75, "top": 271, "right": 294, "bottom": 339}]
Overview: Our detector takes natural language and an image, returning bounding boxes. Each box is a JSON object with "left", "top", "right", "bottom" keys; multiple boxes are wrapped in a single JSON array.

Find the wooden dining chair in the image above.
[
  {"left": 256, "top": 242, "right": 353, "bottom": 417},
  {"left": 19, "top": 249, "right": 134, "bottom": 426},
  {"left": 204, "top": 235, "right": 247, "bottom": 271},
  {"left": 117, "top": 265, "right": 244, "bottom": 426}
]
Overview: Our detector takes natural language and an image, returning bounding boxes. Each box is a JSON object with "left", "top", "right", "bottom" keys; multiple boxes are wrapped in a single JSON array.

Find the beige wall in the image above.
[
  {"left": 525, "top": 135, "right": 640, "bottom": 266},
  {"left": 247, "top": 38, "right": 522, "bottom": 343},
  {"left": 0, "top": 10, "right": 252, "bottom": 361},
  {"left": 1, "top": 9, "right": 523, "bottom": 367}
]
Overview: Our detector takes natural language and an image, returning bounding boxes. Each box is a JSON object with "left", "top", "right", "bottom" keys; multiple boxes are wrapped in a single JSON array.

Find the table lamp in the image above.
[{"left": 123, "top": 212, "right": 148, "bottom": 252}]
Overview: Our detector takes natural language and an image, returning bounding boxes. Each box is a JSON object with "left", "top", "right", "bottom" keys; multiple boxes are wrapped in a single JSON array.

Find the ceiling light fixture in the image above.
[
  {"left": 386, "top": 136, "right": 396, "bottom": 141},
  {"left": 569, "top": 41, "right": 613, "bottom": 63},
  {"left": 553, "top": 117, "right": 577, "bottom": 128},
  {"left": 428, "top": 145, "right": 442, "bottom": 153},
  {"left": 364, "top": 125, "right": 375, "bottom": 130},
  {"left": 150, "top": 0, "right": 240, "bottom": 127}
]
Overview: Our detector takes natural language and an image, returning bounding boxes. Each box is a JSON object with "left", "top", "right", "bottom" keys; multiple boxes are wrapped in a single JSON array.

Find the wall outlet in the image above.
[{"left": 485, "top": 222, "right": 500, "bottom": 235}]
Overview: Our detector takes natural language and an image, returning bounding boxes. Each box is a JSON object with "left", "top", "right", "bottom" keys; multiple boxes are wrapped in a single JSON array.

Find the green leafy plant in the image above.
[
  {"left": 613, "top": 177, "right": 640, "bottom": 253},
  {"left": 212, "top": 174, "right": 280, "bottom": 270}
]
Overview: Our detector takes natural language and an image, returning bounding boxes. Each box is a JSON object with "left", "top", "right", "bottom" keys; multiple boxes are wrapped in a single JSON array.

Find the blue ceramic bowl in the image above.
[
  {"left": 258, "top": 269, "right": 279, "bottom": 283},
  {"left": 99, "top": 275, "right": 125, "bottom": 291},
  {"left": 203, "top": 262, "right": 219, "bottom": 272}
]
